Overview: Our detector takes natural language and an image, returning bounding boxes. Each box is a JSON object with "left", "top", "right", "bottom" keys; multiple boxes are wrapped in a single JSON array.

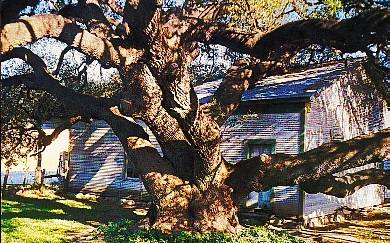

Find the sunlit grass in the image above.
[
  {"left": 56, "top": 199, "right": 92, "bottom": 209},
  {"left": 1, "top": 195, "right": 93, "bottom": 242},
  {"left": 1, "top": 217, "right": 89, "bottom": 243},
  {"left": 1, "top": 186, "right": 140, "bottom": 243}
]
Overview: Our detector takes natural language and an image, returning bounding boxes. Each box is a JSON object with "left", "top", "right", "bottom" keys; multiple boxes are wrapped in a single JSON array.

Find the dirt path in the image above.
[{"left": 270, "top": 203, "right": 390, "bottom": 243}]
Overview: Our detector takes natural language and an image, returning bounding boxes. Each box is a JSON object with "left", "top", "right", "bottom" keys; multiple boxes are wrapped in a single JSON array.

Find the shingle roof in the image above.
[{"left": 195, "top": 62, "right": 354, "bottom": 104}]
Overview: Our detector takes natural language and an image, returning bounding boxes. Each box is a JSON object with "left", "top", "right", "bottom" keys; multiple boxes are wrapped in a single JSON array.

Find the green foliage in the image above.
[
  {"left": 324, "top": 0, "right": 343, "bottom": 17},
  {"left": 0, "top": 85, "right": 59, "bottom": 167},
  {"left": 95, "top": 219, "right": 303, "bottom": 243}
]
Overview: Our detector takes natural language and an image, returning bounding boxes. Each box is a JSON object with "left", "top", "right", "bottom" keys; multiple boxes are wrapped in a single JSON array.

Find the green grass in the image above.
[
  {"left": 95, "top": 219, "right": 304, "bottom": 243},
  {"left": 1, "top": 187, "right": 141, "bottom": 243},
  {"left": 1, "top": 186, "right": 302, "bottom": 243}
]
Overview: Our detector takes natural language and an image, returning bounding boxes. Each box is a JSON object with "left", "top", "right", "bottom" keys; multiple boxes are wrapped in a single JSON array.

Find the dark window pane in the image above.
[{"left": 248, "top": 144, "right": 273, "bottom": 158}]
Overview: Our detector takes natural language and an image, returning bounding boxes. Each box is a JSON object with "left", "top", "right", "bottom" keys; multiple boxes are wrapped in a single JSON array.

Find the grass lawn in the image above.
[
  {"left": 1, "top": 186, "right": 142, "bottom": 243},
  {"left": 1, "top": 186, "right": 305, "bottom": 243}
]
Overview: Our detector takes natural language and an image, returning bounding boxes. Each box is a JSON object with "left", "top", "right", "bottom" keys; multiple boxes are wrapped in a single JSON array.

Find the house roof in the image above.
[{"left": 195, "top": 62, "right": 357, "bottom": 104}]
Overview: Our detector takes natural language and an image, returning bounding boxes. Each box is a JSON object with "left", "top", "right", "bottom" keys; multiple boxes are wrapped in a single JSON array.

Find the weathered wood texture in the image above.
[
  {"left": 67, "top": 120, "right": 146, "bottom": 196},
  {"left": 301, "top": 62, "right": 389, "bottom": 218},
  {"left": 221, "top": 112, "right": 302, "bottom": 163},
  {"left": 305, "top": 62, "right": 390, "bottom": 151}
]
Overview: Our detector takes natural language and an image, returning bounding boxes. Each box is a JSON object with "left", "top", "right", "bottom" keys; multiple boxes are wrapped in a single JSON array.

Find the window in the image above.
[
  {"left": 244, "top": 139, "right": 276, "bottom": 209},
  {"left": 124, "top": 156, "right": 139, "bottom": 178},
  {"left": 244, "top": 139, "right": 276, "bottom": 159}
]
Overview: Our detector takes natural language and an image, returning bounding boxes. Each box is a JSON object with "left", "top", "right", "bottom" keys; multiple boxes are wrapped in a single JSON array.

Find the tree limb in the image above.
[
  {"left": 58, "top": 0, "right": 114, "bottom": 39},
  {"left": 0, "top": 0, "right": 39, "bottom": 26},
  {"left": 123, "top": 0, "right": 162, "bottom": 45},
  {"left": 186, "top": 9, "right": 389, "bottom": 59},
  {"left": 201, "top": 59, "right": 255, "bottom": 126},
  {"left": 301, "top": 167, "right": 389, "bottom": 198},
  {"left": 226, "top": 128, "right": 390, "bottom": 200},
  {"left": 38, "top": 116, "right": 83, "bottom": 147},
  {"left": 0, "top": 14, "right": 143, "bottom": 69}
]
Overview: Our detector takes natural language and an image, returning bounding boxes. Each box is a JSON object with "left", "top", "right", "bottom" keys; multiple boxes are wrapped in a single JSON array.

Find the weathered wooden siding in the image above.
[
  {"left": 303, "top": 63, "right": 388, "bottom": 219},
  {"left": 304, "top": 184, "right": 385, "bottom": 219},
  {"left": 305, "top": 64, "right": 390, "bottom": 151},
  {"left": 222, "top": 111, "right": 304, "bottom": 217},
  {"left": 67, "top": 120, "right": 146, "bottom": 196},
  {"left": 221, "top": 112, "right": 302, "bottom": 163}
]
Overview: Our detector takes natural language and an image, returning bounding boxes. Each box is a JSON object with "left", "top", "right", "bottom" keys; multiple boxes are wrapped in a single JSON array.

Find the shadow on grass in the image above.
[{"left": 1, "top": 193, "right": 144, "bottom": 233}]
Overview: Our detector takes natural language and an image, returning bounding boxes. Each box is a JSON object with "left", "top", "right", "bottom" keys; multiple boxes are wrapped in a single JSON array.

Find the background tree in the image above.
[{"left": 1, "top": 0, "right": 389, "bottom": 232}]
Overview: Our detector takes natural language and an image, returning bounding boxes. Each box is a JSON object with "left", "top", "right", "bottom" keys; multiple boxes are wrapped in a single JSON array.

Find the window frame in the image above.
[
  {"left": 244, "top": 139, "right": 276, "bottom": 159},
  {"left": 123, "top": 155, "right": 139, "bottom": 179}
]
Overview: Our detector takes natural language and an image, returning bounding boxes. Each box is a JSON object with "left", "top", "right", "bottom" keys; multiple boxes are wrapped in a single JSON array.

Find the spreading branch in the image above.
[
  {"left": 0, "top": 14, "right": 143, "bottom": 70},
  {"left": 226, "top": 128, "right": 390, "bottom": 200},
  {"left": 38, "top": 116, "right": 83, "bottom": 148},
  {"left": 58, "top": 0, "right": 114, "bottom": 39},
  {"left": 191, "top": 9, "right": 389, "bottom": 126},
  {"left": 186, "top": 9, "right": 389, "bottom": 59}
]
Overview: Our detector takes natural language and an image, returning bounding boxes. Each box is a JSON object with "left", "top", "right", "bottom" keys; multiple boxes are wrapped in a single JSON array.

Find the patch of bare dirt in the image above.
[{"left": 269, "top": 203, "right": 390, "bottom": 243}]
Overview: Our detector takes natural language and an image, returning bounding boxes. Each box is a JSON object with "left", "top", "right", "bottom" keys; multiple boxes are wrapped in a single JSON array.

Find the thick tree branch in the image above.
[
  {"left": 194, "top": 9, "right": 389, "bottom": 126},
  {"left": 0, "top": 0, "right": 39, "bottom": 26},
  {"left": 0, "top": 14, "right": 143, "bottom": 70},
  {"left": 226, "top": 129, "right": 390, "bottom": 200},
  {"left": 58, "top": 0, "right": 114, "bottom": 39},
  {"left": 1, "top": 73, "right": 115, "bottom": 119},
  {"left": 38, "top": 116, "right": 83, "bottom": 147},
  {"left": 119, "top": 63, "right": 197, "bottom": 181},
  {"left": 0, "top": 58, "right": 178, "bottom": 189},
  {"left": 186, "top": 9, "right": 389, "bottom": 59},
  {"left": 182, "top": 3, "right": 224, "bottom": 21},
  {"left": 301, "top": 167, "right": 389, "bottom": 198},
  {"left": 201, "top": 59, "right": 255, "bottom": 126},
  {"left": 123, "top": 0, "right": 162, "bottom": 45},
  {"left": 1, "top": 47, "right": 117, "bottom": 118},
  {"left": 5, "top": 69, "right": 186, "bottom": 204}
]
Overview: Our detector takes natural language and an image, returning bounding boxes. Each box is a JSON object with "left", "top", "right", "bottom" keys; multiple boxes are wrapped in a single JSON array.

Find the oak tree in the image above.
[{"left": 1, "top": 0, "right": 389, "bottom": 232}]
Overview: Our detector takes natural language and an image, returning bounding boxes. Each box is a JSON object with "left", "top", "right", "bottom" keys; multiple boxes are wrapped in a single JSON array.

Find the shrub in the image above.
[{"left": 95, "top": 219, "right": 303, "bottom": 243}]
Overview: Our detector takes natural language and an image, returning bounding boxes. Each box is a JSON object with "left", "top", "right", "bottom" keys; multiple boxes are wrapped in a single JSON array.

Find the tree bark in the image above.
[
  {"left": 34, "top": 152, "right": 43, "bottom": 187},
  {"left": 2, "top": 167, "right": 10, "bottom": 191}
]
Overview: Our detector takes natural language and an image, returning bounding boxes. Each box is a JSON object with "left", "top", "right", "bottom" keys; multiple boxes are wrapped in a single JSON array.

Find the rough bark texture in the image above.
[{"left": 1, "top": 1, "right": 389, "bottom": 233}]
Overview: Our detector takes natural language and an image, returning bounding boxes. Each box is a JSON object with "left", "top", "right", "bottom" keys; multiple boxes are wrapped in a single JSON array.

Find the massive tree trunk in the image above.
[{"left": 1, "top": 0, "right": 389, "bottom": 233}]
